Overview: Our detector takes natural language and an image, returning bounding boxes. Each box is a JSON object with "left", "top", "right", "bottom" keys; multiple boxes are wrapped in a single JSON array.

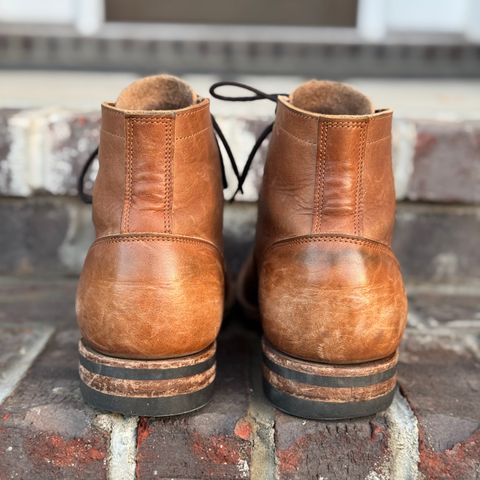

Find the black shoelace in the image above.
[
  {"left": 209, "top": 81, "right": 287, "bottom": 200},
  {"left": 78, "top": 114, "right": 241, "bottom": 204}
]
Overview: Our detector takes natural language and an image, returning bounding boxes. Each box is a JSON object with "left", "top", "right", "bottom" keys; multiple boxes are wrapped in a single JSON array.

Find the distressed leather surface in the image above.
[
  {"left": 77, "top": 234, "right": 223, "bottom": 359},
  {"left": 260, "top": 235, "right": 407, "bottom": 363},
  {"left": 77, "top": 98, "right": 224, "bottom": 359},
  {"left": 250, "top": 96, "right": 407, "bottom": 364}
]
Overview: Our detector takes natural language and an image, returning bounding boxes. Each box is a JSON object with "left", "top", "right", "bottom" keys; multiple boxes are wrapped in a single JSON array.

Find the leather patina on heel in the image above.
[
  {"left": 79, "top": 340, "right": 216, "bottom": 416},
  {"left": 262, "top": 339, "right": 398, "bottom": 420}
]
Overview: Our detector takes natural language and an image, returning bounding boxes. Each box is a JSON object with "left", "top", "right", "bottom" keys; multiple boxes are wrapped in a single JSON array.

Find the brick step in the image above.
[
  {"left": 0, "top": 199, "right": 479, "bottom": 288},
  {"left": 0, "top": 278, "right": 478, "bottom": 479},
  {"left": 1, "top": 76, "right": 479, "bottom": 204}
]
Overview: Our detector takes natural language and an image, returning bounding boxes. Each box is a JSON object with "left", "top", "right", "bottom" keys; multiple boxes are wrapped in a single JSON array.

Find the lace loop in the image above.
[
  {"left": 209, "top": 81, "right": 287, "bottom": 201},
  {"left": 209, "top": 81, "right": 283, "bottom": 104}
]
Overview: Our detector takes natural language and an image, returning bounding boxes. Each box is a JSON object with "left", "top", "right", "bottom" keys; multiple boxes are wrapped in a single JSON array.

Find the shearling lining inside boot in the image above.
[
  {"left": 290, "top": 80, "right": 373, "bottom": 115},
  {"left": 115, "top": 74, "right": 197, "bottom": 111}
]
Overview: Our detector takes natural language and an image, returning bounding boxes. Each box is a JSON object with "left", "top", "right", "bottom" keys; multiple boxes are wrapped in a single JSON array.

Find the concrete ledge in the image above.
[{"left": 0, "top": 104, "right": 479, "bottom": 203}]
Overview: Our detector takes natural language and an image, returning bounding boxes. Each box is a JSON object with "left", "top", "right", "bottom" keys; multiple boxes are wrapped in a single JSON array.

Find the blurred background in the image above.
[{"left": 0, "top": 0, "right": 479, "bottom": 76}]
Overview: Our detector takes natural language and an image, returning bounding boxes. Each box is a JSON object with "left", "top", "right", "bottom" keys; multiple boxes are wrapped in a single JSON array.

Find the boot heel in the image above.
[
  {"left": 262, "top": 339, "right": 397, "bottom": 420},
  {"left": 79, "top": 340, "right": 215, "bottom": 416}
]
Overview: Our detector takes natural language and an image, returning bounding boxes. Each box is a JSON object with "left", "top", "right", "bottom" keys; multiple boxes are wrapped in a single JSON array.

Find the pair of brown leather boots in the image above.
[{"left": 76, "top": 74, "right": 407, "bottom": 420}]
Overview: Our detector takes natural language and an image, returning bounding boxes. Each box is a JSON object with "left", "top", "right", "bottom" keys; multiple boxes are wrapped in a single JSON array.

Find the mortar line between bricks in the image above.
[
  {"left": 246, "top": 332, "right": 277, "bottom": 480},
  {"left": 384, "top": 390, "right": 420, "bottom": 480},
  {"left": 96, "top": 414, "right": 139, "bottom": 480},
  {"left": 0, "top": 323, "right": 55, "bottom": 404}
]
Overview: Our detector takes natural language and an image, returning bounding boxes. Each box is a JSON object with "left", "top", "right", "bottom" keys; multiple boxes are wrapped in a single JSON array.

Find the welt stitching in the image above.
[
  {"left": 321, "top": 121, "right": 369, "bottom": 128},
  {"left": 283, "top": 105, "right": 372, "bottom": 125},
  {"left": 164, "top": 119, "right": 174, "bottom": 233},
  {"left": 92, "top": 235, "right": 222, "bottom": 256},
  {"left": 312, "top": 123, "right": 321, "bottom": 233},
  {"left": 176, "top": 105, "right": 209, "bottom": 117},
  {"left": 267, "top": 236, "right": 398, "bottom": 264},
  {"left": 277, "top": 125, "right": 316, "bottom": 145},
  {"left": 319, "top": 124, "right": 328, "bottom": 232},
  {"left": 313, "top": 122, "right": 327, "bottom": 233},
  {"left": 283, "top": 107, "right": 314, "bottom": 121},
  {"left": 354, "top": 126, "right": 360, "bottom": 235},
  {"left": 320, "top": 120, "right": 368, "bottom": 236},
  {"left": 355, "top": 122, "right": 368, "bottom": 236},
  {"left": 101, "top": 129, "right": 124, "bottom": 140},
  {"left": 272, "top": 236, "right": 391, "bottom": 250},
  {"left": 175, "top": 126, "right": 210, "bottom": 141},
  {"left": 128, "top": 118, "right": 171, "bottom": 125},
  {"left": 127, "top": 122, "right": 134, "bottom": 231},
  {"left": 122, "top": 120, "right": 134, "bottom": 232},
  {"left": 354, "top": 123, "right": 362, "bottom": 235},
  {"left": 127, "top": 117, "right": 173, "bottom": 233}
]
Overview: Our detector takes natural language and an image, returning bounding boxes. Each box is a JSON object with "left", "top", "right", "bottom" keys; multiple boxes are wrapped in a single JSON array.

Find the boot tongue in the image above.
[
  {"left": 290, "top": 80, "right": 373, "bottom": 115},
  {"left": 115, "top": 74, "right": 196, "bottom": 111}
]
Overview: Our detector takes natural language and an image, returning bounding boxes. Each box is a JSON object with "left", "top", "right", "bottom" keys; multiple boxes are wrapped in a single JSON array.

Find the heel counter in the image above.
[
  {"left": 259, "top": 236, "right": 407, "bottom": 364},
  {"left": 76, "top": 234, "right": 224, "bottom": 358}
]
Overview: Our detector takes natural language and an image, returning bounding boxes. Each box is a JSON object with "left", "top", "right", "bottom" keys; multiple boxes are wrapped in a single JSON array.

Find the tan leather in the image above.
[
  {"left": 245, "top": 89, "right": 407, "bottom": 364},
  {"left": 77, "top": 88, "right": 224, "bottom": 359}
]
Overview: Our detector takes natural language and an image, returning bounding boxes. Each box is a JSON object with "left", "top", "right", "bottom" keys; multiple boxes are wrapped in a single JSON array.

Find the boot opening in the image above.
[
  {"left": 290, "top": 80, "right": 373, "bottom": 115},
  {"left": 115, "top": 74, "right": 197, "bottom": 111}
]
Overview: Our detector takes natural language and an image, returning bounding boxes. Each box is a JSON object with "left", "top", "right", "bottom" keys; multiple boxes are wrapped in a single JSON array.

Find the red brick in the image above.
[
  {"left": 409, "top": 120, "right": 480, "bottom": 204},
  {"left": 0, "top": 328, "right": 108, "bottom": 479},
  {"left": 399, "top": 293, "right": 480, "bottom": 480},
  {"left": 275, "top": 413, "right": 390, "bottom": 479},
  {"left": 135, "top": 327, "right": 252, "bottom": 479}
]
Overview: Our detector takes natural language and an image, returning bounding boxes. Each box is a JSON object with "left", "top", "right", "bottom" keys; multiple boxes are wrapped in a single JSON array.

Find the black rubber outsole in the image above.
[
  {"left": 80, "top": 382, "right": 215, "bottom": 417},
  {"left": 79, "top": 340, "right": 216, "bottom": 417},
  {"left": 263, "top": 380, "right": 396, "bottom": 420}
]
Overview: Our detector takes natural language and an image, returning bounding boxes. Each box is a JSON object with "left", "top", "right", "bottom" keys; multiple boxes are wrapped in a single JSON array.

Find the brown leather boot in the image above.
[
  {"left": 215, "top": 80, "right": 408, "bottom": 419},
  {"left": 76, "top": 75, "right": 228, "bottom": 416}
]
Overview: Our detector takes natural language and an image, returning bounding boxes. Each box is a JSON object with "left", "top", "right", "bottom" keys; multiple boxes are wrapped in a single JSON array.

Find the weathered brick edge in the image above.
[{"left": 1, "top": 108, "right": 479, "bottom": 204}]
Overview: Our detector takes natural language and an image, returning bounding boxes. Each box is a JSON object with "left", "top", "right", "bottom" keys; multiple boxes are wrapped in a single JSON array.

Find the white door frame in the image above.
[
  {"left": 0, "top": 0, "right": 478, "bottom": 42},
  {"left": 357, "top": 0, "right": 480, "bottom": 42},
  {"left": 0, "top": 0, "right": 104, "bottom": 35}
]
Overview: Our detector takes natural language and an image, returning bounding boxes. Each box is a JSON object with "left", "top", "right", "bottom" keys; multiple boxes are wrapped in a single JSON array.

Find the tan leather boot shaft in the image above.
[
  {"left": 76, "top": 76, "right": 224, "bottom": 360},
  {"left": 254, "top": 82, "right": 407, "bottom": 364}
]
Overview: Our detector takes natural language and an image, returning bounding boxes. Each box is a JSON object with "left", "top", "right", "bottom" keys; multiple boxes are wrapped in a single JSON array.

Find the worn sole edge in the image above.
[
  {"left": 263, "top": 379, "right": 396, "bottom": 420},
  {"left": 262, "top": 353, "right": 396, "bottom": 388},
  {"left": 79, "top": 353, "right": 216, "bottom": 380},
  {"left": 80, "top": 381, "right": 215, "bottom": 417},
  {"left": 262, "top": 341, "right": 398, "bottom": 419},
  {"left": 79, "top": 340, "right": 216, "bottom": 416}
]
